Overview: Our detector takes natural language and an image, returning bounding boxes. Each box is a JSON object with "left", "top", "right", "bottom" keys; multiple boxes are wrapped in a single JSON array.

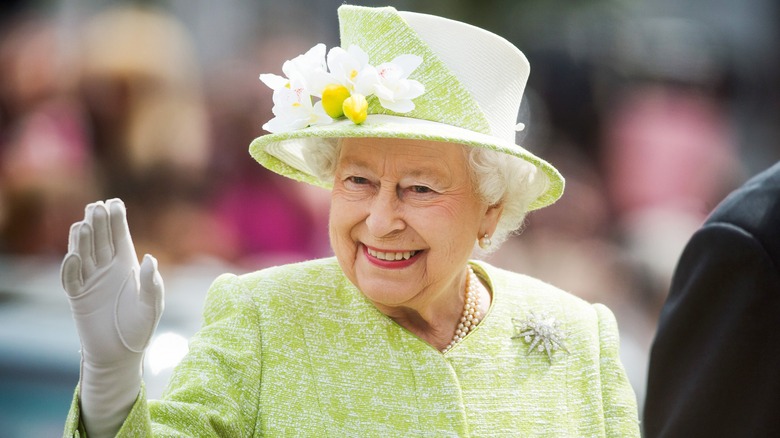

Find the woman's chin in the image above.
[{"left": 352, "top": 255, "right": 425, "bottom": 304}]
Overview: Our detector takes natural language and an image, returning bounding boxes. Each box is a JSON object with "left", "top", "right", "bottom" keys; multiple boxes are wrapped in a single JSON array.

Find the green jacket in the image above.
[{"left": 65, "top": 257, "right": 639, "bottom": 437}]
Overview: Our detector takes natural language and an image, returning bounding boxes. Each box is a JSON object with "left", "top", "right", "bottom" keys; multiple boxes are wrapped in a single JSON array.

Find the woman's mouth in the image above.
[
  {"left": 363, "top": 245, "right": 422, "bottom": 269},
  {"left": 366, "top": 247, "right": 418, "bottom": 261}
]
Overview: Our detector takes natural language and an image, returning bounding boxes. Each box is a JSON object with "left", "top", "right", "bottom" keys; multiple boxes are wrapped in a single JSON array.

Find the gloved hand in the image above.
[{"left": 62, "top": 198, "right": 164, "bottom": 438}]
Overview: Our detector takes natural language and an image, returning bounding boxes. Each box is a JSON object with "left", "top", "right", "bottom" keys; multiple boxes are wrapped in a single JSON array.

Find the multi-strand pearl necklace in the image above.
[{"left": 442, "top": 266, "right": 482, "bottom": 353}]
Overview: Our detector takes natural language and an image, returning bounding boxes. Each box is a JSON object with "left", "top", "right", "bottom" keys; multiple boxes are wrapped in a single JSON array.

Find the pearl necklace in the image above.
[{"left": 442, "top": 266, "right": 482, "bottom": 353}]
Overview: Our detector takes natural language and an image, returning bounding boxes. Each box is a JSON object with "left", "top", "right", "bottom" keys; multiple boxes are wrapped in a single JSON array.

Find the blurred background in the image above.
[{"left": 0, "top": 0, "right": 777, "bottom": 435}]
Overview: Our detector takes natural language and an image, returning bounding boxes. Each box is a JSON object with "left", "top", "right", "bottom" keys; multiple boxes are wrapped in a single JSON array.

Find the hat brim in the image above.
[{"left": 249, "top": 114, "right": 564, "bottom": 211}]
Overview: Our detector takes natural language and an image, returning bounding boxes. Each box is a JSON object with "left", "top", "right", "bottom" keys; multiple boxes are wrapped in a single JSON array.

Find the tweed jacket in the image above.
[{"left": 64, "top": 257, "right": 639, "bottom": 437}]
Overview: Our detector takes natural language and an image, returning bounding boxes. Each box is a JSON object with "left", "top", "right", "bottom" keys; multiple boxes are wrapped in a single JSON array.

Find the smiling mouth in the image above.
[{"left": 366, "top": 247, "right": 419, "bottom": 261}]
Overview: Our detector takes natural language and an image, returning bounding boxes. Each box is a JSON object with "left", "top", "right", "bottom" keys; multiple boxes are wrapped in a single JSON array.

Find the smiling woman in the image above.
[{"left": 60, "top": 4, "right": 639, "bottom": 437}]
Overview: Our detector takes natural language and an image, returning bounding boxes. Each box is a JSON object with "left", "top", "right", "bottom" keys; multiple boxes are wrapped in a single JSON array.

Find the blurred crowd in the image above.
[
  {"left": 1, "top": 0, "right": 778, "bottom": 418},
  {"left": 0, "top": 1, "right": 336, "bottom": 269}
]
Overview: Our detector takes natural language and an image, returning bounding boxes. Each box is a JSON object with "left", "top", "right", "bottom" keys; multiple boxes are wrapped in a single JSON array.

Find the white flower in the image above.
[
  {"left": 258, "top": 43, "right": 426, "bottom": 131},
  {"left": 326, "top": 45, "right": 379, "bottom": 96},
  {"left": 258, "top": 72, "right": 289, "bottom": 91},
  {"left": 260, "top": 44, "right": 333, "bottom": 97},
  {"left": 373, "top": 54, "right": 424, "bottom": 113},
  {"left": 262, "top": 79, "right": 332, "bottom": 133}
]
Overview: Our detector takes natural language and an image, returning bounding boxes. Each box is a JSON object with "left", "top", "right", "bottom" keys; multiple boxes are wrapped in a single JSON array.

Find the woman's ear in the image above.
[{"left": 481, "top": 202, "right": 504, "bottom": 237}]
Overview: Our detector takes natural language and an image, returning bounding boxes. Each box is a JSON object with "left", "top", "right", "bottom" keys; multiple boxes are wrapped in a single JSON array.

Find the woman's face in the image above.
[{"left": 329, "top": 137, "right": 502, "bottom": 311}]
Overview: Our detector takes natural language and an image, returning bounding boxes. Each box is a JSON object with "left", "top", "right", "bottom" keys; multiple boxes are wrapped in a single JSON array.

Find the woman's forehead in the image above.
[
  {"left": 338, "top": 137, "right": 467, "bottom": 163},
  {"left": 337, "top": 138, "right": 469, "bottom": 179}
]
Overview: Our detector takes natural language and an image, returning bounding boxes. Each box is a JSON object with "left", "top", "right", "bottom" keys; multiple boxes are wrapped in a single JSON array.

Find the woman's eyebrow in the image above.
[
  {"left": 338, "top": 159, "right": 373, "bottom": 173},
  {"left": 403, "top": 169, "right": 446, "bottom": 185},
  {"left": 404, "top": 162, "right": 455, "bottom": 183}
]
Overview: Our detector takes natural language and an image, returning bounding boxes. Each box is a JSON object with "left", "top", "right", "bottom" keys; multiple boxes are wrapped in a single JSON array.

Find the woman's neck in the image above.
[{"left": 377, "top": 266, "right": 492, "bottom": 351}]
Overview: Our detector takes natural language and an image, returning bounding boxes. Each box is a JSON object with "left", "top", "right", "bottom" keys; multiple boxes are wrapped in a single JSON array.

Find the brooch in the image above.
[{"left": 512, "top": 311, "right": 569, "bottom": 361}]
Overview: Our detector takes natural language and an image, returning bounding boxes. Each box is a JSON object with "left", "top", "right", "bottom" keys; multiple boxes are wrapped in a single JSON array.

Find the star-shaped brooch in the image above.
[{"left": 512, "top": 311, "right": 569, "bottom": 361}]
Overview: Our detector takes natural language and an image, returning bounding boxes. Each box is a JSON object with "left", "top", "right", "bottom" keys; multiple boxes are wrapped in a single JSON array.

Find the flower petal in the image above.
[
  {"left": 389, "top": 54, "right": 423, "bottom": 78},
  {"left": 282, "top": 43, "right": 327, "bottom": 79},
  {"left": 259, "top": 73, "right": 288, "bottom": 90},
  {"left": 353, "top": 66, "right": 379, "bottom": 96},
  {"left": 345, "top": 45, "right": 369, "bottom": 67},
  {"left": 378, "top": 97, "right": 415, "bottom": 113},
  {"left": 310, "top": 101, "right": 334, "bottom": 126},
  {"left": 282, "top": 43, "right": 329, "bottom": 95}
]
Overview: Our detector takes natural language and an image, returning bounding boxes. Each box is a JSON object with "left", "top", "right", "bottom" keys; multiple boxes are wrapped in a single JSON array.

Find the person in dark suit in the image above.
[{"left": 644, "top": 161, "right": 780, "bottom": 437}]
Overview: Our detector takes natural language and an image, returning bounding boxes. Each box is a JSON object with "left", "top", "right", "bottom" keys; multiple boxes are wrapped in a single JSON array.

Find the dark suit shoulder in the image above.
[{"left": 706, "top": 161, "right": 780, "bottom": 263}]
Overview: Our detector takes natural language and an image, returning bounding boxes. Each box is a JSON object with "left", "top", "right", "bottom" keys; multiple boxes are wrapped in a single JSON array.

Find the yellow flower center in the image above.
[
  {"left": 321, "top": 84, "right": 351, "bottom": 118},
  {"left": 343, "top": 93, "right": 368, "bottom": 124}
]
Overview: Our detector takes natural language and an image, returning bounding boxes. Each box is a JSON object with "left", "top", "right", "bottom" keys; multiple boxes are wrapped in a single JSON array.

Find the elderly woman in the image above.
[{"left": 62, "top": 5, "right": 639, "bottom": 437}]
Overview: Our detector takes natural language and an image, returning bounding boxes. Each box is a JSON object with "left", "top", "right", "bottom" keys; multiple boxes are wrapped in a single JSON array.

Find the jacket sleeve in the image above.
[
  {"left": 63, "top": 273, "right": 264, "bottom": 437},
  {"left": 644, "top": 223, "right": 780, "bottom": 437},
  {"left": 594, "top": 303, "right": 640, "bottom": 437}
]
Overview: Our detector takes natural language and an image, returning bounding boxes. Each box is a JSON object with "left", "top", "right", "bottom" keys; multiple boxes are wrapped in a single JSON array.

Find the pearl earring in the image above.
[{"left": 479, "top": 233, "right": 492, "bottom": 249}]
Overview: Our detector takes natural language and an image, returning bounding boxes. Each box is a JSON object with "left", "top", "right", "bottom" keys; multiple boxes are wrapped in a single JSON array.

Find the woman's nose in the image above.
[{"left": 365, "top": 186, "right": 406, "bottom": 237}]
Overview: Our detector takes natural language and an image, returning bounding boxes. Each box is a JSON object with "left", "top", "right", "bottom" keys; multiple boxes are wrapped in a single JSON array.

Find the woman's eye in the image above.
[
  {"left": 347, "top": 176, "right": 369, "bottom": 185},
  {"left": 410, "top": 185, "right": 433, "bottom": 194}
]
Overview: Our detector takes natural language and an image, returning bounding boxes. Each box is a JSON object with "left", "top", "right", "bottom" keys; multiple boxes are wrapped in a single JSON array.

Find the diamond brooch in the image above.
[{"left": 512, "top": 311, "right": 569, "bottom": 361}]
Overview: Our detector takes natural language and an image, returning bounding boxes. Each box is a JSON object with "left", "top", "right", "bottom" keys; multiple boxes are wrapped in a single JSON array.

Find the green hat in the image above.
[{"left": 249, "top": 5, "right": 564, "bottom": 211}]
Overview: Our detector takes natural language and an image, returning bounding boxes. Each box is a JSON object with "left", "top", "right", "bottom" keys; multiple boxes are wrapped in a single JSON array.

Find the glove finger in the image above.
[
  {"left": 83, "top": 202, "right": 98, "bottom": 224},
  {"left": 107, "top": 199, "right": 136, "bottom": 260},
  {"left": 90, "top": 202, "right": 114, "bottom": 267},
  {"left": 61, "top": 253, "right": 84, "bottom": 297},
  {"left": 78, "top": 222, "right": 97, "bottom": 278},
  {"left": 68, "top": 221, "right": 81, "bottom": 254},
  {"left": 139, "top": 254, "right": 165, "bottom": 319},
  {"left": 70, "top": 200, "right": 99, "bottom": 248},
  {"left": 116, "top": 257, "right": 163, "bottom": 353}
]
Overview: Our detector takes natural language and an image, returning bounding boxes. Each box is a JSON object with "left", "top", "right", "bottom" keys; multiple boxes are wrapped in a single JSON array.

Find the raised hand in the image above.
[{"left": 62, "top": 198, "right": 164, "bottom": 437}]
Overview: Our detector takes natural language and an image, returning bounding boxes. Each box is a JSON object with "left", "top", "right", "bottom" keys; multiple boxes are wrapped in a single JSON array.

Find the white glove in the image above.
[{"left": 62, "top": 198, "right": 164, "bottom": 438}]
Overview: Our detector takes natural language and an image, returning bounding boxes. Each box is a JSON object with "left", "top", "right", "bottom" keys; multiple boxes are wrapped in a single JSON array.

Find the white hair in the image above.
[{"left": 303, "top": 138, "right": 549, "bottom": 254}]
